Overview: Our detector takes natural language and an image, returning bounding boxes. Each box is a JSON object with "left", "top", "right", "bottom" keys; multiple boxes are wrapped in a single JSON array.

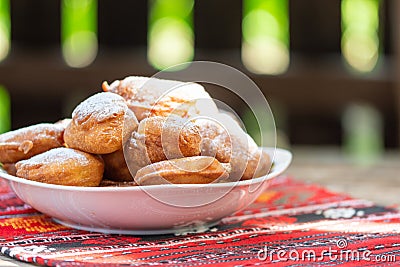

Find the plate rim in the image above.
[{"left": 0, "top": 147, "right": 292, "bottom": 192}]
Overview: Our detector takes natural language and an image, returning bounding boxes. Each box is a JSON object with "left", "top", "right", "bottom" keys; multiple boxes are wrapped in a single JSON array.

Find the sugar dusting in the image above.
[
  {"left": 0, "top": 123, "right": 64, "bottom": 142},
  {"left": 19, "top": 147, "right": 90, "bottom": 166},
  {"left": 72, "top": 92, "right": 127, "bottom": 124},
  {"left": 106, "top": 76, "right": 218, "bottom": 116}
]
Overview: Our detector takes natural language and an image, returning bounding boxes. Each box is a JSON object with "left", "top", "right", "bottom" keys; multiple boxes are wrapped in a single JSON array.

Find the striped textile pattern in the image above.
[{"left": 0, "top": 176, "right": 399, "bottom": 266}]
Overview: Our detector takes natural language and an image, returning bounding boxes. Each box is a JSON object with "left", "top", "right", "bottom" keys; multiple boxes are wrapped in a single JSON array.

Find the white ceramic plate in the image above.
[{"left": 0, "top": 148, "right": 292, "bottom": 235}]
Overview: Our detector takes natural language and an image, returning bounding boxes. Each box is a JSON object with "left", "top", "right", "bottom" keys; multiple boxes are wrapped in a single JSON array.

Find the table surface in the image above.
[
  {"left": 1, "top": 146, "right": 399, "bottom": 266},
  {"left": 287, "top": 146, "right": 400, "bottom": 207}
]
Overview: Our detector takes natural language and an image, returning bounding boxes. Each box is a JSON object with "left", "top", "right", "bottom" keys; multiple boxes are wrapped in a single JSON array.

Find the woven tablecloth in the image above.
[{"left": 0, "top": 176, "right": 399, "bottom": 266}]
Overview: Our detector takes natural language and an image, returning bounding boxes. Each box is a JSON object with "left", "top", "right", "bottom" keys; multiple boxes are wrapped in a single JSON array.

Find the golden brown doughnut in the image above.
[
  {"left": 15, "top": 147, "right": 104, "bottom": 187},
  {"left": 194, "top": 114, "right": 271, "bottom": 180},
  {"left": 102, "top": 76, "right": 219, "bottom": 121},
  {"left": 195, "top": 117, "right": 231, "bottom": 162},
  {"left": 2, "top": 163, "right": 16, "bottom": 176},
  {"left": 140, "top": 116, "right": 202, "bottom": 161},
  {"left": 0, "top": 123, "right": 65, "bottom": 164},
  {"left": 124, "top": 116, "right": 201, "bottom": 176},
  {"left": 228, "top": 135, "right": 271, "bottom": 180},
  {"left": 102, "top": 149, "right": 134, "bottom": 182},
  {"left": 252, "top": 148, "right": 271, "bottom": 178},
  {"left": 134, "top": 156, "right": 231, "bottom": 185},
  {"left": 123, "top": 131, "right": 151, "bottom": 178},
  {"left": 64, "top": 92, "right": 138, "bottom": 154}
]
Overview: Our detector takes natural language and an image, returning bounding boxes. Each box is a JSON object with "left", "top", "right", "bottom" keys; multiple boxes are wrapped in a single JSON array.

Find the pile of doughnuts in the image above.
[{"left": 0, "top": 76, "right": 271, "bottom": 187}]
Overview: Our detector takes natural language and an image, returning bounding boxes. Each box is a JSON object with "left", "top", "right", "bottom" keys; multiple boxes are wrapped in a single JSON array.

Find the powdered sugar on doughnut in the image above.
[
  {"left": 18, "top": 147, "right": 91, "bottom": 166},
  {"left": 72, "top": 92, "right": 128, "bottom": 125},
  {"left": 105, "top": 76, "right": 219, "bottom": 120},
  {"left": 0, "top": 124, "right": 65, "bottom": 143}
]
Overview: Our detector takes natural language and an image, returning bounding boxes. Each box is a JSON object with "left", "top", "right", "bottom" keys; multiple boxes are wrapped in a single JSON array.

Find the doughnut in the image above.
[
  {"left": 195, "top": 117, "right": 231, "bottom": 162},
  {"left": 134, "top": 156, "right": 231, "bottom": 185},
  {"left": 64, "top": 92, "right": 138, "bottom": 154},
  {"left": 102, "top": 76, "right": 219, "bottom": 121},
  {"left": 251, "top": 148, "right": 271, "bottom": 178},
  {"left": 124, "top": 116, "right": 201, "bottom": 176},
  {"left": 0, "top": 123, "right": 65, "bottom": 163},
  {"left": 123, "top": 131, "right": 151, "bottom": 178},
  {"left": 139, "top": 116, "right": 201, "bottom": 161},
  {"left": 102, "top": 149, "right": 134, "bottom": 182},
  {"left": 15, "top": 147, "right": 104, "bottom": 187},
  {"left": 194, "top": 114, "right": 271, "bottom": 180},
  {"left": 2, "top": 163, "right": 16, "bottom": 176}
]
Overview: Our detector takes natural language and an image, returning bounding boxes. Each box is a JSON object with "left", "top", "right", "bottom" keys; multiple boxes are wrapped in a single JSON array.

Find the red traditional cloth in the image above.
[{"left": 0, "top": 176, "right": 399, "bottom": 266}]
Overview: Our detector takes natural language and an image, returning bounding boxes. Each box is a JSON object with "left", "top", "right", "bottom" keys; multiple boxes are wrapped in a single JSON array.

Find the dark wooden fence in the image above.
[{"left": 0, "top": 0, "right": 398, "bottom": 148}]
